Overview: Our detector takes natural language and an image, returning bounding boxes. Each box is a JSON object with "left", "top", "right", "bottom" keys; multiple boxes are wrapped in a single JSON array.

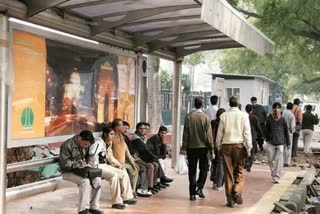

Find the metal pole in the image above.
[
  {"left": 171, "top": 60, "right": 182, "bottom": 168},
  {"left": 0, "top": 13, "right": 8, "bottom": 214}
]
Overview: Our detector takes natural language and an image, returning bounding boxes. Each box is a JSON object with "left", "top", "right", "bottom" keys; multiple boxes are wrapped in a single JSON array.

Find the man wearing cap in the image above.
[{"left": 60, "top": 130, "right": 103, "bottom": 214}]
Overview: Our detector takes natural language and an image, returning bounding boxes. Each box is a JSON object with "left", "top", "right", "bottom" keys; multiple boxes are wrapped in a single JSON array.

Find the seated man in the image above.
[
  {"left": 88, "top": 126, "right": 137, "bottom": 209},
  {"left": 146, "top": 126, "right": 169, "bottom": 181},
  {"left": 59, "top": 130, "right": 103, "bottom": 214}
]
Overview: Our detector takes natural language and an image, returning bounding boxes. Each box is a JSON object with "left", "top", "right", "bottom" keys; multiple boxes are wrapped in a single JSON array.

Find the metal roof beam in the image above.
[
  {"left": 133, "top": 23, "right": 209, "bottom": 46},
  {"left": 90, "top": 4, "right": 199, "bottom": 36},
  {"left": 22, "top": 0, "right": 68, "bottom": 17},
  {"left": 148, "top": 30, "right": 220, "bottom": 52},
  {"left": 175, "top": 41, "right": 243, "bottom": 58}
]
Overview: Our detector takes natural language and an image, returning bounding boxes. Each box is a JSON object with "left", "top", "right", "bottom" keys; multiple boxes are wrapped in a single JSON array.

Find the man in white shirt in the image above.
[
  {"left": 216, "top": 97, "right": 252, "bottom": 208},
  {"left": 204, "top": 95, "right": 219, "bottom": 120},
  {"left": 282, "top": 102, "right": 295, "bottom": 167}
]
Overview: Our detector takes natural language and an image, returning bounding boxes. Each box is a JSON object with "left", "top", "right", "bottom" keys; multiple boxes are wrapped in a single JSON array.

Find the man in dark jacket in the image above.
[
  {"left": 301, "top": 105, "right": 319, "bottom": 154},
  {"left": 251, "top": 97, "right": 267, "bottom": 151},
  {"left": 265, "top": 102, "right": 290, "bottom": 184},
  {"left": 181, "top": 97, "right": 213, "bottom": 201}
]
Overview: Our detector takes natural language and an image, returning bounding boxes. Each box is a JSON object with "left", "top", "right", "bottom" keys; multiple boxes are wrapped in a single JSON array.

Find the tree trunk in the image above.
[{"left": 147, "top": 55, "right": 163, "bottom": 134}]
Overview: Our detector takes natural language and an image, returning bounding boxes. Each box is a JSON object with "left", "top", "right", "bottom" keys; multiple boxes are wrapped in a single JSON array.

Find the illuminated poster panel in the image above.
[
  {"left": 12, "top": 30, "right": 136, "bottom": 139},
  {"left": 12, "top": 31, "right": 46, "bottom": 139}
]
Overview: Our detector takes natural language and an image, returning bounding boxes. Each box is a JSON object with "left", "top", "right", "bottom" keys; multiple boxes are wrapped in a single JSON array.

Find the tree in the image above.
[
  {"left": 183, "top": 52, "right": 206, "bottom": 91},
  {"left": 181, "top": 74, "right": 191, "bottom": 95},
  {"left": 160, "top": 69, "right": 172, "bottom": 91},
  {"left": 221, "top": 0, "right": 320, "bottom": 98}
]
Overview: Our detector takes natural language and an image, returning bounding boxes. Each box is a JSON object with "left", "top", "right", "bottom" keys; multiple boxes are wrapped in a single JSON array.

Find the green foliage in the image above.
[
  {"left": 160, "top": 69, "right": 172, "bottom": 91},
  {"left": 181, "top": 74, "right": 191, "bottom": 95},
  {"left": 222, "top": 0, "right": 320, "bottom": 98},
  {"left": 183, "top": 52, "right": 205, "bottom": 66}
]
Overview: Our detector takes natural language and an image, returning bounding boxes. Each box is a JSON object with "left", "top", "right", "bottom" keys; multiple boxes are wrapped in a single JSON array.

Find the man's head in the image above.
[
  {"left": 250, "top": 97, "right": 257, "bottom": 107},
  {"left": 245, "top": 104, "right": 253, "bottom": 114},
  {"left": 272, "top": 102, "right": 281, "bottom": 113},
  {"left": 111, "top": 118, "right": 123, "bottom": 133},
  {"left": 77, "top": 130, "right": 94, "bottom": 148},
  {"left": 210, "top": 95, "right": 218, "bottom": 105},
  {"left": 293, "top": 98, "right": 300, "bottom": 105},
  {"left": 306, "top": 105, "right": 312, "bottom": 111},
  {"left": 229, "top": 96, "right": 238, "bottom": 107},
  {"left": 194, "top": 97, "right": 204, "bottom": 109},
  {"left": 158, "top": 126, "right": 168, "bottom": 138},
  {"left": 143, "top": 122, "right": 150, "bottom": 135},
  {"left": 136, "top": 122, "right": 147, "bottom": 136},
  {"left": 122, "top": 121, "right": 130, "bottom": 134},
  {"left": 286, "top": 102, "right": 293, "bottom": 110}
]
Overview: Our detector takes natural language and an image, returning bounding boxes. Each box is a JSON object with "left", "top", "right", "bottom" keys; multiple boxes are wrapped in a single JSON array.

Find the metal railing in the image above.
[{"left": 7, "top": 156, "right": 59, "bottom": 173}]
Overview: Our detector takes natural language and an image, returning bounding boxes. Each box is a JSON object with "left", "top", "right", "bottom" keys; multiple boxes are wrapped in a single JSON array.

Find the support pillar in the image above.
[
  {"left": 0, "top": 13, "right": 9, "bottom": 214},
  {"left": 136, "top": 53, "right": 148, "bottom": 123},
  {"left": 171, "top": 60, "right": 182, "bottom": 168}
]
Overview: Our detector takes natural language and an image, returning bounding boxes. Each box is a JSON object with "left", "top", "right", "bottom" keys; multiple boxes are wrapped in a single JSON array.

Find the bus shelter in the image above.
[{"left": 0, "top": 0, "right": 274, "bottom": 213}]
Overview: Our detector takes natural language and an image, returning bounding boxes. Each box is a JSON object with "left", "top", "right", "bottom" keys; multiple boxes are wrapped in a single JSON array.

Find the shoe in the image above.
[
  {"left": 136, "top": 189, "right": 152, "bottom": 197},
  {"left": 283, "top": 164, "right": 289, "bottom": 167},
  {"left": 88, "top": 208, "right": 103, "bottom": 214},
  {"left": 153, "top": 186, "right": 161, "bottom": 191},
  {"left": 196, "top": 189, "right": 205, "bottom": 199},
  {"left": 78, "top": 209, "right": 90, "bottom": 214},
  {"left": 162, "top": 182, "right": 170, "bottom": 187},
  {"left": 161, "top": 176, "right": 173, "bottom": 183},
  {"left": 245, "top": 162, "right": 251, "bottom": 172},
  {"left": 213, "top": 186, "right": 222, "bottom": 191},
  {"left": 233, "top": 193, "right": 243, "bottom": 205},
  {"left": 226, "top": 201, "right": 235, "bottom": 208},
  {"left": 157, "top": 182, "right": 167, "bottom": 188},
  {"left": 111, "top": 204, "right": 126, "bottom": 209},
  {"left": 149, "top": 188, "right": 157, "bottom": 194},
  {"left": 189, "top": 195, "right": 196, "bottom": 201},
  {"left": 123, "top": 199, "right": 137, "bottom": 205}
]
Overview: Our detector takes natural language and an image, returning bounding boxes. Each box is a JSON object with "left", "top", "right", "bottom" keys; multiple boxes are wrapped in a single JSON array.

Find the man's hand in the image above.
[
  {"left": 79, "top": 161, "right": 89, "bottom": 168},
  {"left": 180, "top": 149, "right": 186, "bottom": 155},
  {"left": 246, "top": 149, "right": 251, "bottom": 158},
  {"left": 118, "top": 165, "right": 125, "bottom": 170},
  {"left": 210, "top": 151, "right": 215, "bottom": 160}
]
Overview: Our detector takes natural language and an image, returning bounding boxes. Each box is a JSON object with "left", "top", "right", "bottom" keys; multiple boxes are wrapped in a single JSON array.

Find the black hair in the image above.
[
  {"left": 79, "top": 130, "right": 94, "bottom": 144},
  {"left": 245, "top": 104, "right": 253, "bottom": 113},
  {"left": 250, "top": 97, "right": 257, "bottom": 102},
  {"left": 143, "top": 122, "right": 150, "bottom": 127},
  {"left": 286, "top": 102, "right": 293, "bottom": 110},
  {"left": 111, "top": 118, "right": 122, "bottom": 129},
  {"left": 122, "top": 121, "right": 130, "bottom": 127},
  {"left": 272, "top": 102, "right": 281, "bottom": 109},
  {"left": 158, "top": 126, "right": 167, "bottom": 133},
  {"left": 136, "top": 122, "right": 145, "bottom": 130},
  {"left": 194, "top": 97, "right": 204, "bottom": 109},
  {"left": 102, "top": 126, "right": 113, "bottom": 140},
  {"left": 216, "top": 108, "right": 226, "bottom": 119},
  {"left": 293, "top": 98, "right": 300, "bottom": 105},
  {"left": 229, "top": 96, "right": 238, "bottom": 107},
  {"left": 210, "top": 95, "right": 218, "bottom": 105},
  {"left": 306, "top": 105, "right": 312, "bottom": 111}
]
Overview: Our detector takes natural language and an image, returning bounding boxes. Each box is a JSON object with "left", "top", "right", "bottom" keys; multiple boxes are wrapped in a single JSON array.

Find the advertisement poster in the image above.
[
  {"left": 12, "top": 30, "right": 136, "bottom": 139},
  {"left": 12, "top": 31, "right": 46, "bottom": 139}
]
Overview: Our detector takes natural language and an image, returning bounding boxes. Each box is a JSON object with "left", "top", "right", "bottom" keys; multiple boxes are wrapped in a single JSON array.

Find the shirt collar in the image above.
[{"left": 229, "top": 107, "right": 240, "bottom": 112}]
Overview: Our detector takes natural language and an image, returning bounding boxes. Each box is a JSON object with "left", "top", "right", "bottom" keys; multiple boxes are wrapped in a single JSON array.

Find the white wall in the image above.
[{"left": 211, "top": 78, "right": 270, "bottom": 110}]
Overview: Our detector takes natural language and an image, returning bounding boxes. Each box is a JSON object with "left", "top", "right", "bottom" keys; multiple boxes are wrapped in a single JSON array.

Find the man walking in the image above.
[
  {"left": 265, "top": 102, "right": 290, "bottom": 183},
  {"left": 251, "top": 97, "right": 267, "bottom": 151},
  {"left": 181, "top": 97, "right": 213, "bottom": 201},
  {"left": 216, "top": 97, "right": 252, "bottom": 208},
  {"left": 301, "top": 105, "right": 319, "bottom": 155},
  {"left": 291, "top": 98, "right": 303, "bottom": 157},
  {"left": 282, "top": 102, "right": 295, "bottom": 166},
  {"left": 204, "top": 95, "right": 219, "bottom": 120}
]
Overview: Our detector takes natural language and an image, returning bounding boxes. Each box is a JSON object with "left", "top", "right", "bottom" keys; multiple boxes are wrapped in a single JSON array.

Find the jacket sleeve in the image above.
[
  {"left": 182, "top": 116, "right": 190, "bottom": 150},
  {"left": 59, "top": 143, "right": 81, "bottom": 171},
  {"left": 313, "top": 115, "right": 319, "bottom": 125},
  {"left": 87, "top": 140, "right": 101, "bottom": 168},
  {"left": 243, "top": 115, "right": 252, "bottom": 151},
  {"left": 264, "top": 118, "right": 271, "bottom": 141},
  {"left": 206, "top": 118, "right": 214, "bottom": 151},
  {"left": 283, "top": 119, "right": 290, "bottom": 146},
  {"left": 215, "top": 116, "right": 224, "bottom": 151},
  {"left": 297, "top": 108, "right": 303, "bottom": 124},
  {"left": 254, "top": 116, "right": 264, "bottom": 137}
]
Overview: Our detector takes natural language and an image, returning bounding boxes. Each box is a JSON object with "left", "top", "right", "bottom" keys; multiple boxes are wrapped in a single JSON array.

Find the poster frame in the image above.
[{"left": 8, "top": 20, "right": 138, "bottom": 148}]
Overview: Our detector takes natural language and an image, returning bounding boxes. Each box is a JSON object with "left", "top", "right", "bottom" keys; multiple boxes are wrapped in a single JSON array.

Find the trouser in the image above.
[
  {"left": 136, "top": 162, "right": 148, "bottom": 190},
  {"left": 158, "top": 159, "right": 166, "bottom": 174},
  {"left": 291, "top": 132, "right": 300, "bottom": 157},
  {"left": 62, "top": 173, "right": 101, "bottom": 212},
  {"left": 135, "top": 160, "right": 158, "bottom": 187},
  {"left": 154, "top": 159, "right": 165, "bottom": 179},
  {"left": 211, "top": 147, "right": 224, "bottom": 187},
  {"left": 125, "top": 163, "right": 138, "bottom": 192},
  {"left": 283, "top": 133, "right": 293, "bottom": 165},
  {"left": 221, "top": 144, "right": 245, "bottom": 203},
  {"left": 99, "top": 164, "right": 133, "bottom": 204},
  {"left": 257, "top": 123, "right": 266, "bottom": 151},
  {"left": 186, "top": 148, "right": 209, "bottom": 196},
  {"left": 266, "top": 143, "right": 284, "bottom": 181},
  {"left": 302, "top": 129, "right": 314, "bottom": 154}
]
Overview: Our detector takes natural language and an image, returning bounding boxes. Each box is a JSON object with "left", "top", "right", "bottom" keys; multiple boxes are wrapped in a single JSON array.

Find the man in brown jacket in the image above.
[
  {"left": 291, "top": 98, "right": 303, "bottom": 157},
  {"left": 181, "top": 97, "right": 213, "bottom": 201}
]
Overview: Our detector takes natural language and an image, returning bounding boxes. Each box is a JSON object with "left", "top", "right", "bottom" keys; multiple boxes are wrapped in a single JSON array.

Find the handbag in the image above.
[{"left": 73, "top": 167, "right": 102, "bottom": 179}]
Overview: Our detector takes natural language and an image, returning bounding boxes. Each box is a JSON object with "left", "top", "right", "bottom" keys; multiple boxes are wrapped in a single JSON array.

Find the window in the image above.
[{"left": 226, "top": 88, "right": 240, "bottom": 99}]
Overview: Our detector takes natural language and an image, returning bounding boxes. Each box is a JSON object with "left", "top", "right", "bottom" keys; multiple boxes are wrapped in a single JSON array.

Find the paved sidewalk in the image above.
[{"left": 6, "top": 163, "right": 300, "bottom": 214}]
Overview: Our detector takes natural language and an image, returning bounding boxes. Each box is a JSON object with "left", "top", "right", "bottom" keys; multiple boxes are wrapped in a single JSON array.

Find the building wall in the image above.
[{"left": 212, "top": 78, "right": 270, "bottom": 110}]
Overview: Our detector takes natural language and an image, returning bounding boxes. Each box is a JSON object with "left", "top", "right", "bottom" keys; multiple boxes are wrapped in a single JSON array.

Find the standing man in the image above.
[
  {"left": 282, "top": 102, "right": 295, "bottom": 167},
  {"left": 265, "top": 102, "right": 290, "bottom": 183},
  {"left": 59, "top": 130, "right": 103, "bottom": 214},
  {"left": 216, "top": 97, "right": 252, "bottom": 208},
  {"left": 291, "top": 98, "right": 303, "bottom": 157},
  {"left": 204, "top": 95, "right": 219, "bottom": 120},
  {"left": 251, "top": 97, "right": 267, "bottom": 151},
  {"left": 301, "top": 105, "right": 319, "bottom": 155},
  {"left": 181, "top": 97, "right": 213, "bottom": 201}
]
